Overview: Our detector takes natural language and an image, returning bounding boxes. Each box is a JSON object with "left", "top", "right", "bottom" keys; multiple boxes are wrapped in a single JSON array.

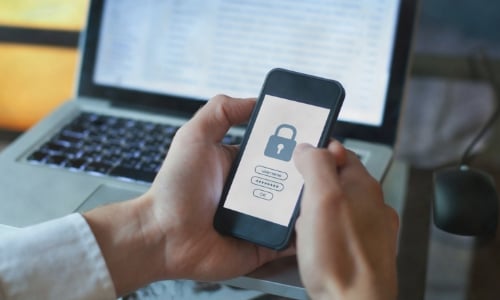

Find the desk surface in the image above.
[{"left": 401, "top": 165, "right": 500, "bottom": 300}]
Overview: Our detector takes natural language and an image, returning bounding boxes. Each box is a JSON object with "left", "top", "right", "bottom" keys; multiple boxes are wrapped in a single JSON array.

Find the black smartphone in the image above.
[{"left": 213, "top": 68, "right": 345, "bottom": 250}]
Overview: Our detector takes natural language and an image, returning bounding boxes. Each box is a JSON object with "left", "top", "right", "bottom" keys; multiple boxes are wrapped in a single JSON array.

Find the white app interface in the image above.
[{"left": 223, "top": 95, "right": 330, "bottom": 226}]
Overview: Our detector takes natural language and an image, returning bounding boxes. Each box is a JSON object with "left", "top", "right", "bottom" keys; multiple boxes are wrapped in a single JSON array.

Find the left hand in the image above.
[
  {"left": 149, "top": 95, "right": 294, "bottom": 280},
  {"left": 85, "top": 95, "right": 294, "bottom": 296}
]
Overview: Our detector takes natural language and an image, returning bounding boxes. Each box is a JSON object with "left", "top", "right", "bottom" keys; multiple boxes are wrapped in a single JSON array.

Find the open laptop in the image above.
[{"left": 0, "top": 0, "right": 417, "bottom": 232}]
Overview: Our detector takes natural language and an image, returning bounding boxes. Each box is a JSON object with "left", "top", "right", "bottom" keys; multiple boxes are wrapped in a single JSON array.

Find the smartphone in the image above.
[{"left": 213, "top": 68, "right": 345, "bottom": 250}]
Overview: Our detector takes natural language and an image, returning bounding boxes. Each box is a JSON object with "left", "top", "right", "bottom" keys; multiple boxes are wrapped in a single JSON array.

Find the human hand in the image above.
[
  {"left": 85, "top": 95, "right": 293, "bottom": 296},
  {"left": 293, "top": 142, "right": 399, "bottom": 300},
  {"left": 147, "top": 95, "right": 293, "bottom": 280}
]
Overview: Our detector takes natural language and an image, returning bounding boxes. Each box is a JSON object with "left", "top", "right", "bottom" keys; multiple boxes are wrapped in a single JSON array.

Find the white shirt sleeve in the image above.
[{"left": 0, "top": 213, "right": 116, "bottom": 300}]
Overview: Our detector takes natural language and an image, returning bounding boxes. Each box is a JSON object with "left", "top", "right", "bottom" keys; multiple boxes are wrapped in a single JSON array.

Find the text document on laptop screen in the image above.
[{"left": 94, "top": 0, "right": 400, "bottom": 126}]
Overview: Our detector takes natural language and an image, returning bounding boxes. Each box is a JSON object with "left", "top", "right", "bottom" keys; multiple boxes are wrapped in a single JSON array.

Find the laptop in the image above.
[{"left": 0, "top": 0, "right": 417, "bottom": 232}]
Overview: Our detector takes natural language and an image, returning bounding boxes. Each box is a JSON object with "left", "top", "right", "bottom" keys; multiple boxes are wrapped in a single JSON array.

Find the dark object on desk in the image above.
[
  {"left": 433, "top": 166, "right": 498, "bottom": 236},
  {"left": 432, "top": 51, "right": 500, "bottom": 237}
]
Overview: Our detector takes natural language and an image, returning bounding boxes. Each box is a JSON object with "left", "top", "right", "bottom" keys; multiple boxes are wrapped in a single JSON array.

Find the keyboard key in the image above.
[
  {"left": 85, "top": 162, "right": 113, "bottom": 174},
  {"left": 55, "top": 133, "right": 81, "bottom": 145},
  {"left": 45, "top": 154, "right": 67, "bottom": 166},
  {"left": 99, "top": 154, "right": 122, "bottom": 165},
  {"left": 66, "top": 158, "right": 87, "bottom": 169},
  {"left": 110, "top": 166, "right": 157, "bottom": 183},
  {"left": 63, "top": 125, "right": 88, "bottom": 137},
  {"left": 44, "top": 142, "right": 69, "bottom": 153},
  {"left": 27, "top": 151, "right": 48, "bottom": 162},
  {"left": 120, "top": 158, "right": 142, "bottom": 169}
]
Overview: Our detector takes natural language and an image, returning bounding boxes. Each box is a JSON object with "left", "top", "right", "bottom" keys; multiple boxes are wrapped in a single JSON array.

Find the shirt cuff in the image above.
[{"left": 0, "top": 213, "right": 116, "bottom": 300}]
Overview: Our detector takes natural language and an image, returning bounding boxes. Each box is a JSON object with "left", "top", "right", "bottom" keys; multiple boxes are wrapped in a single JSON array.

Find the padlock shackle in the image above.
[{"left": 274, "top": 124, "right": 297, "bottom": 140}]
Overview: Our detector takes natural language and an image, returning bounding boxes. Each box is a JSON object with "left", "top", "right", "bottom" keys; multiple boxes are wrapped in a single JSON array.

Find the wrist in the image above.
[
  {"left": 83, "top": 194, "right": 166, "bottom": 296},
  {"left": 305, "top": 275, "right": 341, "bottom": 300},
  {"left": 307, "top": 272, "right": 396, "bottom": 300}
]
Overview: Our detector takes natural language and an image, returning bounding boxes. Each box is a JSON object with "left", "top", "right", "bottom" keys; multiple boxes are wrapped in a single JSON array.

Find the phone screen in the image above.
[{"left": 223, "top": 94, "right": 330, "bottom": 226}]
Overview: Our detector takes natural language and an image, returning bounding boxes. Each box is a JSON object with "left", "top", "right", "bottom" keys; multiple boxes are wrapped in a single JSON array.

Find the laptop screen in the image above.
[{"left": 79, "top": 0, "right": 417, "bottom": 145}]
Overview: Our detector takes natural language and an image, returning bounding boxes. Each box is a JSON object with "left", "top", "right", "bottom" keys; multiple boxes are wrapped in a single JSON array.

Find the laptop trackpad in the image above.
[{"left": 76, "top": 185, "right": 143, "bottom": 213}]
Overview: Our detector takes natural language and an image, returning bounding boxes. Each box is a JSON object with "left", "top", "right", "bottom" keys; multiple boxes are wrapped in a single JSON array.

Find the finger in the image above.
[
  {"left": 327, "top": 139, "right": 347, "bottom": 167},
  {"left": 293, "top": 145, "right": 353, "bottom": 289},
  {"left": 343, "top": 149, "right": 375, "bottom": 177},
  {"left": 295, "top": 140, "right": 347, "bottom": 169},
  {"left": 339, "top": 149, "right": 372, "bottom": 180},
  {"left": 293, "top": 143, "right": 341, "bottom": 194},
  {"left": 293, "top": 143, "right": 344, "bottom": 218},
  {"left": 180, "top": 95, "right": 256, "bottom": 142},
  {"left": 339, "top": 150, "right": 385, "bottom": 206}
]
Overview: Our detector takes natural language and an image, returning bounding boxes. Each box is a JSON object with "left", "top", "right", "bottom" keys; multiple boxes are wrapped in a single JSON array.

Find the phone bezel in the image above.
[{"left": 213, "top": 68, "right": 345, "bottom": 250}]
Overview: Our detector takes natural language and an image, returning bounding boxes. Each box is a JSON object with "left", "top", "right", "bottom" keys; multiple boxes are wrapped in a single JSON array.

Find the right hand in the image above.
[{"left": 293, "top": 141, "right": 399, "bottom": 300}]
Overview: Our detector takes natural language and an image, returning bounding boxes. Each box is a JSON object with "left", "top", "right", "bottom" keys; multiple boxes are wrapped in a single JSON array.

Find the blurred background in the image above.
[
  {"left": 1, "top": 0, "right": 500, "bottom": 299},
  {"left": 0, "top": 0, "right": 87, "bottom": 131},
  {"left": 1, "top": 0, "right": 500, "bottom": 166}
]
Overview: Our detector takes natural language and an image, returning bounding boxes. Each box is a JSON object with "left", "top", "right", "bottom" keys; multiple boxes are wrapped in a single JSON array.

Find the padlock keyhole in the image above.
[{"left": 276, "top": 144, "right": 284, "bottom": 154}]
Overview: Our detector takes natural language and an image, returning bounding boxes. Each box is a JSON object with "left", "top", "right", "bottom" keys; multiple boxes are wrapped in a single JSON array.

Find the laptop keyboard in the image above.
[{"left": 26, "top": 112, "right": 242, "bottom": 183}]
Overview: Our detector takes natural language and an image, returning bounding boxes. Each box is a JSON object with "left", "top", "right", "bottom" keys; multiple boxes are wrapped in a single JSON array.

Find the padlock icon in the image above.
[{"left": 264, "top": 124, "right": 297, "bottom": 161}]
